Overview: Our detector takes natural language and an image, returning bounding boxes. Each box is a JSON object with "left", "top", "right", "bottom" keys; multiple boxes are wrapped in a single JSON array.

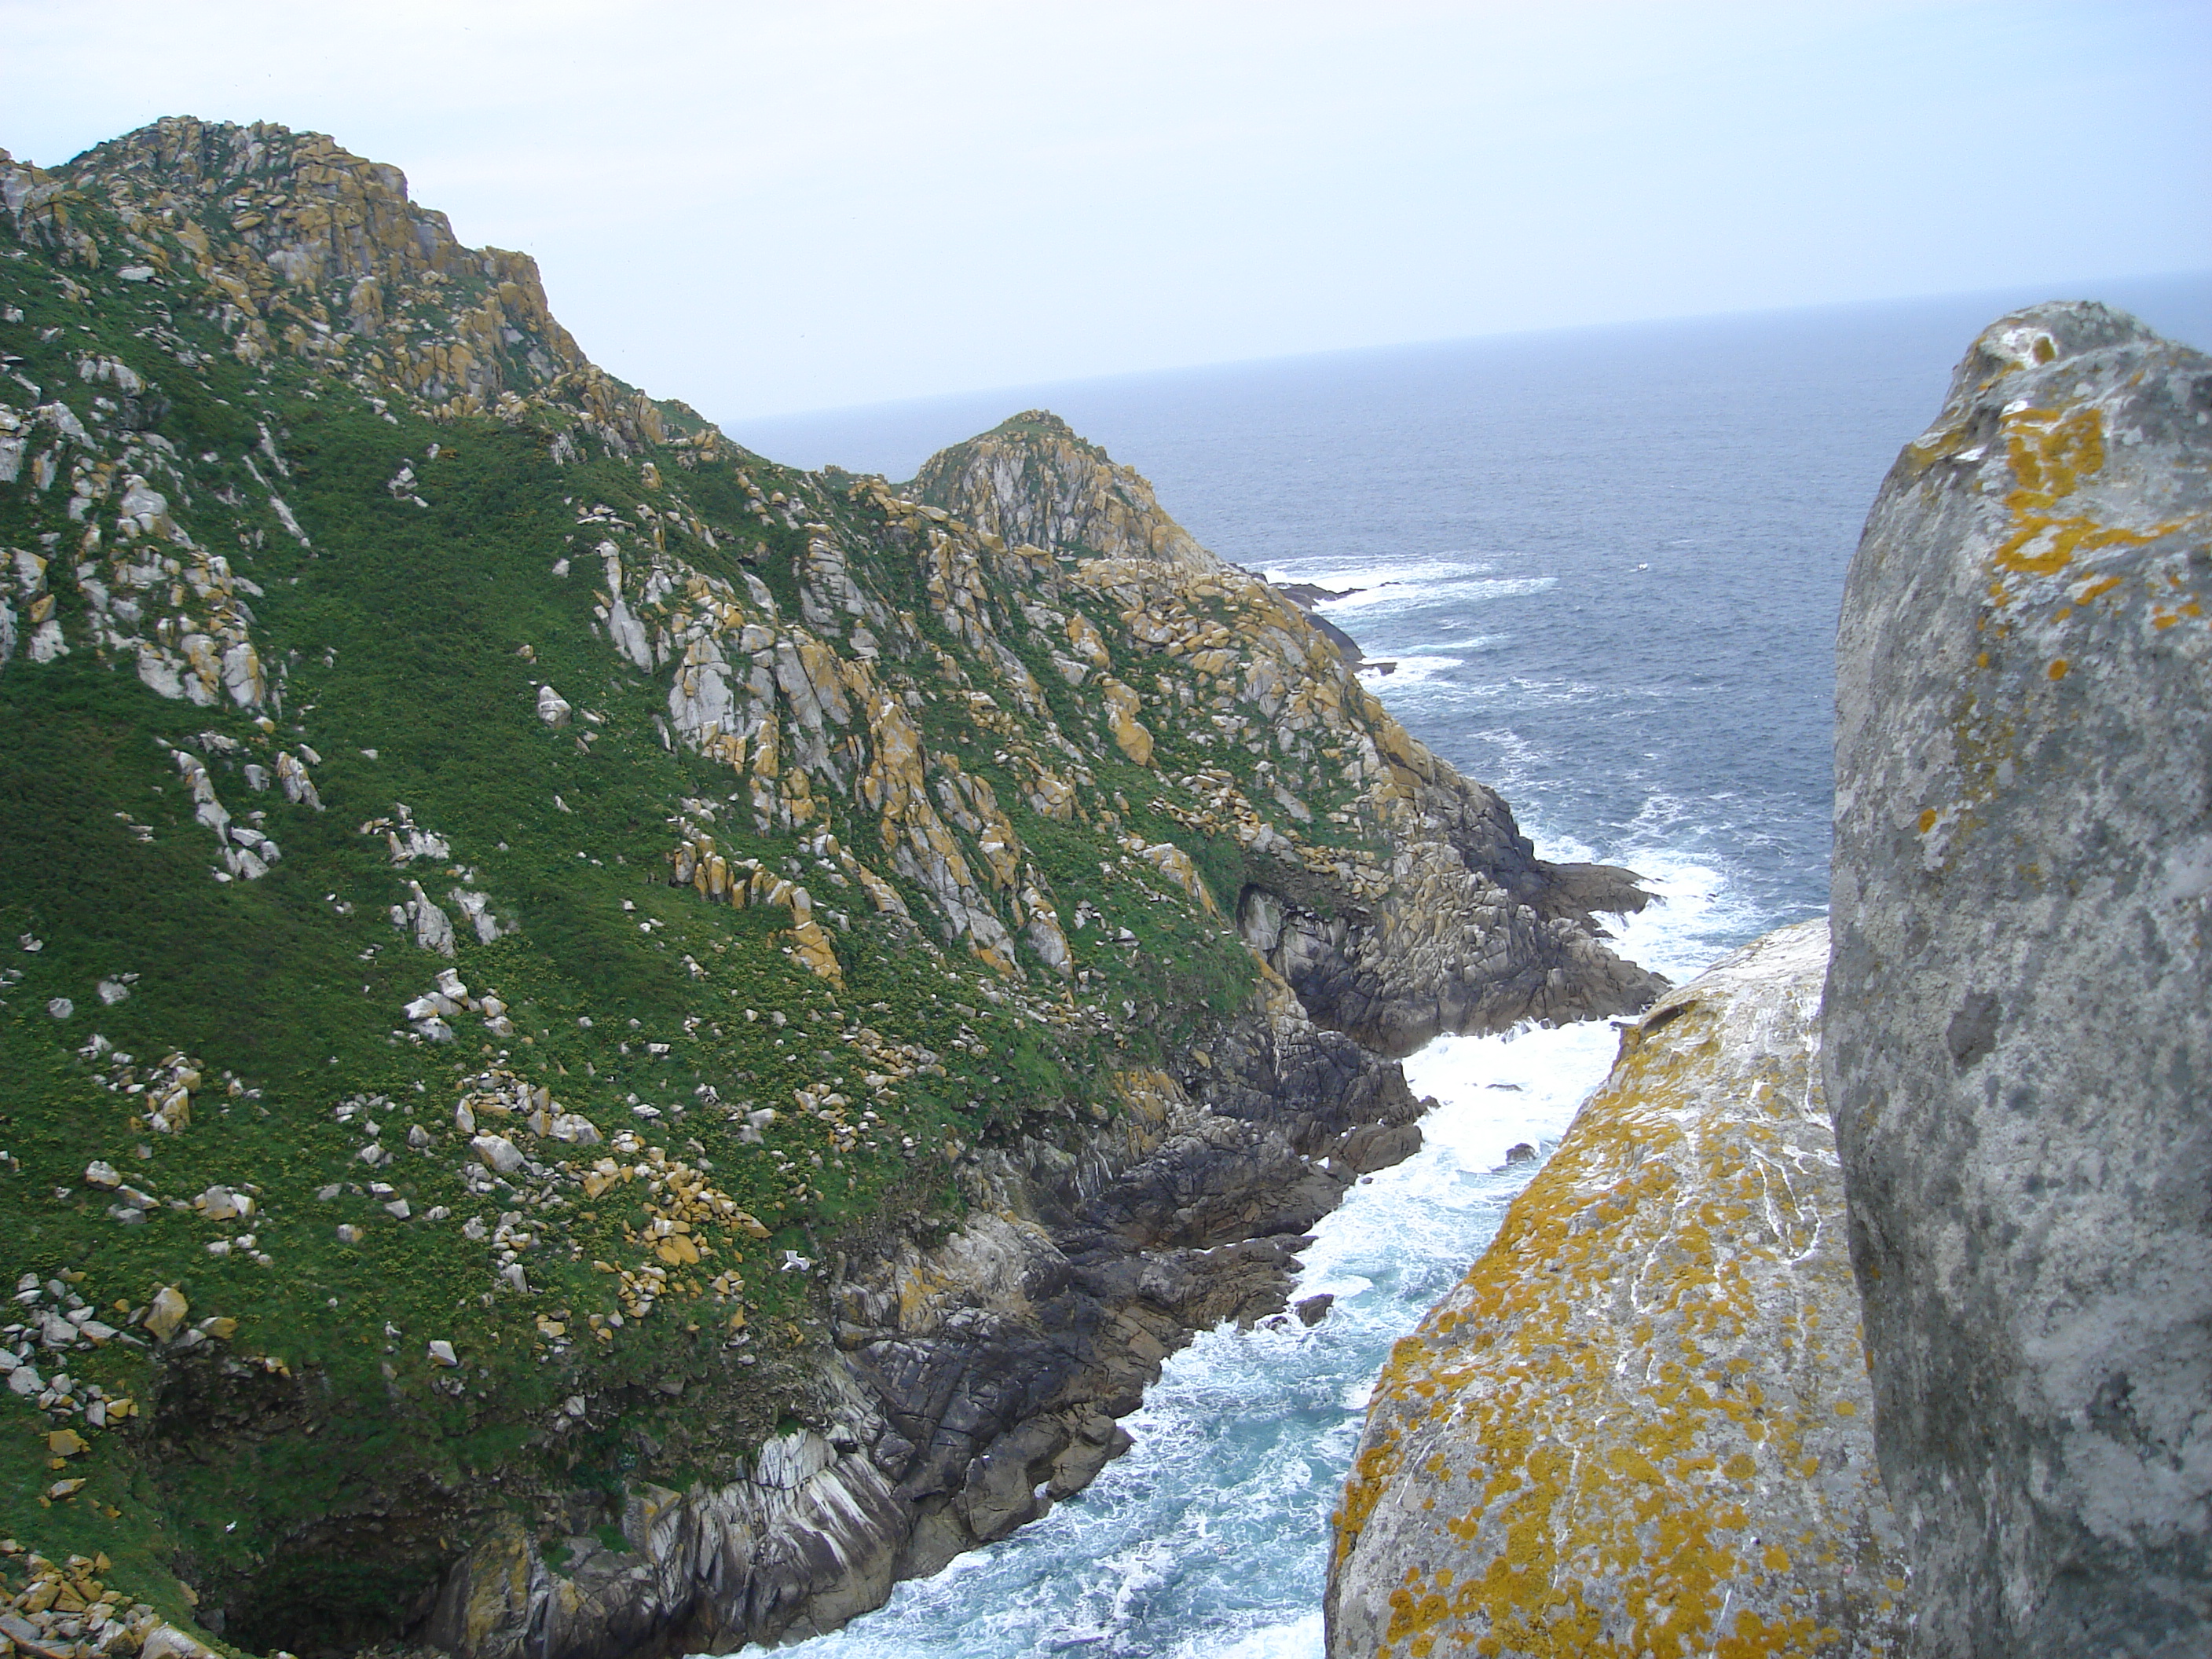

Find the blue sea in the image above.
[{"left": 729, "top": 275, "right": 2212, "bottom": 1657}]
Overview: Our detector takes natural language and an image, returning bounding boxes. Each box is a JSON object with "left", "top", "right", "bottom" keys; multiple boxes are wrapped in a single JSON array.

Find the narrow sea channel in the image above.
[{"left": 778, "top": 872, "right": 1734, "bottom": 1659}]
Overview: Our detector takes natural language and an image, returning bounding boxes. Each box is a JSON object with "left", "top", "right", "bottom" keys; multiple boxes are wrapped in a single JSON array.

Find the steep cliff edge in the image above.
[
  {"left": 1827, "top": 302, "right": 2212, "bottom": 1657},
  {"left": 1325, "top": 921, "right": 1910, "bottom": 1659},
  {"left": 0, "top": 119, "right": 1660, "bottom": 1656}
]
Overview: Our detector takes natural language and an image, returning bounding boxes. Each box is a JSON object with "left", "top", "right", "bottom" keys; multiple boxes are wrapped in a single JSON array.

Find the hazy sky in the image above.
[{"left": 4, "top": 2, "right": 2207, "bottom": 421}]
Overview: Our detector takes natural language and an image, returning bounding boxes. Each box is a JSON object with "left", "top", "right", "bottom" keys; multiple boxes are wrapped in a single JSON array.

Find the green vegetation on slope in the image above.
[{"left": 0, "top": 119, "right": 1428, "bottom": 1650}]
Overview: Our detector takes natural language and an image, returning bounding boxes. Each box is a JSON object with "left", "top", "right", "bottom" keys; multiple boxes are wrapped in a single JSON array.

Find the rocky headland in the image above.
[{"left": 0, "top": 118, "right": 1660, "bottom": 1657}]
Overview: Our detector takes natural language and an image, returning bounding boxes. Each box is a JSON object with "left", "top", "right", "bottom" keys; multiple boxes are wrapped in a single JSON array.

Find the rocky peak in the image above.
[
  {"left": 1909, "top": 298, "right": 2163, "bottom": 463},
  {"left": 79, "top": 117, "right": 485, "bottom": 295},
  {"left": 1, "top": 116, "right": 667, "bottom": 449},
  {"left": 907, "top": 408, "right": 1219, "bottom": 570}
]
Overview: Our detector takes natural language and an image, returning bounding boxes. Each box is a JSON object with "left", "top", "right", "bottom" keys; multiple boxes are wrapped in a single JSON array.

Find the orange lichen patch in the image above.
[
  {"left": 2003, "top": 405, "right": 2104, "bottom": 512},
  {"left": 1328, "top": 922, "right": 1910, "bottom": 1658},
  {"left": 1991, "top": 515, "right": 2164, "bottom": 579},
  {"left": 1924, "top": 383, "right": 2212, "bottom": 865},
  {"left": 1979, "top": 403, "right": 2196, "bottom": 583}
]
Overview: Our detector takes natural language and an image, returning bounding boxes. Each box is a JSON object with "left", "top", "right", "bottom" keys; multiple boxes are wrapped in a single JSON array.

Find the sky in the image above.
[{"left": 2, "top": 1, "right": 2207, "bottom": 423}]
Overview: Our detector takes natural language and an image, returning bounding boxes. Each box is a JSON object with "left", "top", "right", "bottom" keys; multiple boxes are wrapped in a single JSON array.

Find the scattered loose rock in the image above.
[{"left": 141, "top": 1287, "right": 187, "bottom": 1342}]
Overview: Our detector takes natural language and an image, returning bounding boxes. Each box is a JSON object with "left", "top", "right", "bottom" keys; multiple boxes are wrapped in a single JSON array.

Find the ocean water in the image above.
[{"left": 742, "top": 276, "right": 2212, "bottom": 1657}]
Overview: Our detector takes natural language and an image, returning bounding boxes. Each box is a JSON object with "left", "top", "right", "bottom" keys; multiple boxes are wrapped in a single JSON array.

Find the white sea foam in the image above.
[
  {"left": 1166, "top": 1610, "right": 1324, "bottom": 1659},
  {"left": 1264, "top": 557, "right": 1494, "bottom": 595},
  {"left": 1315, "top": 574, "right": 1555, "bottom": 615},
  {"left": 767, "top": 870, "right": 1742, "bottom": 1659},
  {"left": 1354, "top": 653, "right": 1463, "bottom": 686},
  {"left": 1613, "top": 860, "right": 1774, "bottom": 983}
]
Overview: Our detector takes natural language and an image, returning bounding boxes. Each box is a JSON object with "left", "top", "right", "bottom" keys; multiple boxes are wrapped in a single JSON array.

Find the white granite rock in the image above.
[{"left": 1829, "top": 302, "right": 2212, "bottom": 1658}]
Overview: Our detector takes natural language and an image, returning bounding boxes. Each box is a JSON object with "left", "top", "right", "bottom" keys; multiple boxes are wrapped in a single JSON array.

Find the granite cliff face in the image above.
[
  {"left": 1827, "top": 303, "right": 2212, "bottom": 1657},
  {"left": 1326, "top": 921, "right": 1910, "bottom": 1659},
  {"left": 0, "top": 119, "right": 1659, "bottom": 1655}
]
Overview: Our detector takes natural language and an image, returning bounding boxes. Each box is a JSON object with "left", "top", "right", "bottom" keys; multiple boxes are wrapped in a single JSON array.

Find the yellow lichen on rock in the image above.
[
  {"left": 1065, "top": 611, "right": 1111, "bottom": 668},
  {"left": 141, "top": 1286, "right": 189, "bottom": 1342},
  {"left": 1326, "top": 920, "right": 1910, "bottom": 1659},
  {"left": 1097, "top": 676, "right": 1153, "bottom": 766},
  {"left": 785, "top": 911, "right": 844, "bottom": 986}
]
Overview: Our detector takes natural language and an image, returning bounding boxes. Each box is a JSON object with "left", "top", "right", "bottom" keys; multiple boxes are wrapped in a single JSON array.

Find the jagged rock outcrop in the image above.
[
  {"left": 1827, "top": 303, "right": 2212, "bottom": 1657},
  {"left": 1, "top": 118, "right": 674, "bottom": 449},
  {"left": 1328, "top": 921, "right": 1913, "bottom": 1659},
  {"left": 1238, "top": 782, "right": 1661, "bottom": 1057},
  {"left": 910, "top": 409, "right": 1219, "bottom": 573}
]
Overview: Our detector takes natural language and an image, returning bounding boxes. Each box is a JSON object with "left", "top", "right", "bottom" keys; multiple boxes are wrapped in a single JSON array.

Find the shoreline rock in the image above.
[
  {"left": 1326, "top": 920, "right": 1914, "bottom": 1659},
  {"left": 429, "top": 991, "right": 1428, "bottom": 1654}
]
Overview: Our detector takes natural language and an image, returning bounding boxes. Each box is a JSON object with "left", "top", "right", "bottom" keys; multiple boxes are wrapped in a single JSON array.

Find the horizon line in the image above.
[{"left": 718, "top": 266, "right": 2212, "bottom": 433}]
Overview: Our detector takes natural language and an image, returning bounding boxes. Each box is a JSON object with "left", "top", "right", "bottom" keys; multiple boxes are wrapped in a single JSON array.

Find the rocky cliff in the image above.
[
  {"left": 1325, "top": 920, "right": 1910, "bottom": 1659},
  {"left": 0, "top": 119, "right": 1660, "bottom": 1656},
  {"left": 1827, "top": 302, "right": 2212, "bottom": 1657},
  {"left": 914, "top": 412, "right": 1664, "bottom": 1057}
]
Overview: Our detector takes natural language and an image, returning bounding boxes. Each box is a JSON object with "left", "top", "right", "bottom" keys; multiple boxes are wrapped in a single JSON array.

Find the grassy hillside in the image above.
[{"left": 0, "top": 118, "right": 1480, "bottom": 1649}]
